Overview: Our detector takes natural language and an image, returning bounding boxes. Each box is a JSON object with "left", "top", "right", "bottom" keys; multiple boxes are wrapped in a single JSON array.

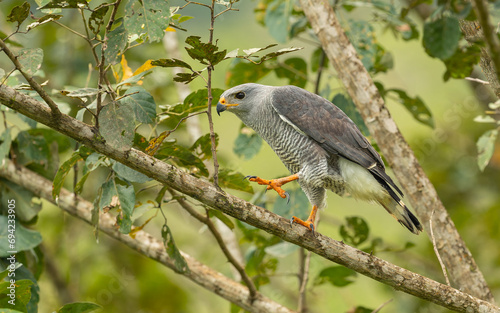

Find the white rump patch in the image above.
[{"left": 338, "top": 158, "right": 386, "bottom": 203}]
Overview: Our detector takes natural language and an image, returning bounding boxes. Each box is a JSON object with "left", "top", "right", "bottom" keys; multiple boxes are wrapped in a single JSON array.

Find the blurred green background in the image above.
[{"left": 1, "top": 0, "right": 499, "bottom": 312}]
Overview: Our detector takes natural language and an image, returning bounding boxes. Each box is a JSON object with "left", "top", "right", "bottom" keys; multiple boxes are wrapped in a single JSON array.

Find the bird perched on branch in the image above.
[{"left": 216, "top": 83, "right": 422, "bottom": 235}]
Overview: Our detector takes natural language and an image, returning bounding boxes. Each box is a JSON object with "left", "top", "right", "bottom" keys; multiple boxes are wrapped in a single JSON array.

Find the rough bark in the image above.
[
  {"left": 1, "top": 85, "right": 499, "bottom": 312},
  {"left": 299, "top": 0, "right": 494, "bottom": 303},
  {"left": 0, "top": 158, "right": 295, "bottom": 313}
]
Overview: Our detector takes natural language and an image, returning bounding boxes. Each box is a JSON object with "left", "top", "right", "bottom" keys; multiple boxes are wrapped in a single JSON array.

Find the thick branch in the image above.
[
  {"left": 1, "top": 85, "right": 498, "bottom": 312},
  {"left": 298, "top": 0, "right": 494, "bottom": 302},
  {"left": 0, "top": 159, "right": 294, "bottom": 313}
]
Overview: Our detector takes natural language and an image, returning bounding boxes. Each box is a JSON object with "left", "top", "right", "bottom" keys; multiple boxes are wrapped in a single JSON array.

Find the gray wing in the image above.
[{"left": 270, "top": 85, "right": 403, "bottom": 197}]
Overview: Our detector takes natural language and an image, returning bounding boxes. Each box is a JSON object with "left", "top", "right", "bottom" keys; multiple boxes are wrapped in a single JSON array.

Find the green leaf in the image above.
[
  {"left": 17, "top": 48, "right": 44, "bottom": 75},
  {"left": 242, "top": 44, "right": 278, "bottom": 57},
  {"left": 217, "top": 169, "right": 253, "bottom": 193},
  {"left": 161, "top": 224, "right": 189, "bottom": 273},
  {"left": 116, "top": 69, "right": 153, "bottom": 87},
  {"left": 112, "top": 161, "right": 152, "bottom": 183},
  {"left": 0, "top": 179, "right": 41, "bottom": 222},
  {"left": 7, "top": 2, "right": 30, "bottom": 26},
  {"left": 162, "top": 88, "right": 223, "bottom": 124},
  {"left": 233, "top": 129, "right": 263, "bottom": 160},
  {"left": 423, "top": 15, "right": 460, "bottom": 60},
  {"left": 273, "top": 187, "right": 309, "bottom": 219},
  {"left": 0, "top": 279, "right": 34, "bottom": 312},
  {"left": 0, "top": 216, "right": 43, "bottom": 257},
  {"left": 116, "top": 182, "right": 135, "bottom": 234},
  {"left": 99, "top": 101, "right": 135, "bottom": 150},
  {"left": 259, "top": 47, "right": 303, "bottom": 63},
  {"left": 264, "top": 0, "right": 289, "bottom": 43},
  {"left": 274, "top": 57, "right": 307, "bottom": 88},
  {"left": 120, "top": 86, "right": 156, "bottom": 123},
  {"left": 351, "top": 306, "right": 375, "bottom": 313},
  {"left": 314, "top": 266, "right": 358, "bottom": 287},
  {"left": 190, "top": 133, "right": 218, "bottom": 160},
  {"left": 156, "top": 141, "right": 209, "bottom": 177},
  {"left": 386, "top": 88, "right": 434, "bottom": 128},
  {"left": 226, "top": 59, "right": 272, "bottom": 87},
  {"left": 89, "top": 4, "right": 109, "bottom": 35},
  {"left": 105, "top": 22, "right": 127, "bottom": 65},
  {"left": 52, "top": 151, "right": 83, "bottom": 200},
  {"left": 208, "top": 209, "right": 235, "bottom": 230},
  {"left": 57, "top": 302, "right": 102, "bottom": 313},
  {"left": 339, "top": 216, "right": 369, "bottom": 247},
  {"left": 311, "top": 47, "right": 328, "bottom": 72},
  {"left": 332, "top": 94, "right": 370, "bottom": 136},
  {"left": 15, "top": 130, "right": 49, "bottom": 166},
  {"left": 184, "top": 36, "right": 227, "bottom": 66},
  {"left": 172, "top": 72, "right": 199, "bottom": 84},
  {"left": 0, "top": 128, "right": 12, "bottom": 165},
  {"left": 477, "top": 129, "right": 498, "bottom": 171},
  {"left": 443, "top": 45, "right": 481, "bottom": 81},
  {"left": 151, "top": 58, "right": 193, "bottom": 70},
  {"left": 264, "top": 241, "right": 299, "bottom": 257},
  {"left": 124, "top": 0, "right": 171, "bottom": 43},
  {"left": 40, "top": 0, "right": 88, "bottom": 9}
]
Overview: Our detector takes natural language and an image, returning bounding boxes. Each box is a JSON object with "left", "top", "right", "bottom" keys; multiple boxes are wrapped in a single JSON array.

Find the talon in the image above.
[
  {"left": 284, "top": 191, "right": 290, "bottom": 204},
  {"left": 244, "top": 175, "right": 257, "bottom": 180},
  {"left": 290, "top": 216, "right": 295, "bottom": 227},
  {"left": 310, "top": 223, "right": 315, "bottom": 235}
]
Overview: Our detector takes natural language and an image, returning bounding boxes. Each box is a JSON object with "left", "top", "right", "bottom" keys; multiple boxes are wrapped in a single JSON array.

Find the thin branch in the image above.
[
  {"left": 0, "top": 39, "right": 61, "bottom": 117},
  {"left": 371, "top": 299, "right": 393, "bottom": 313},
  {"left": 314, "top": 49, "right": 326, "bottom": 95},
  {"left": 299, "top": 0, "right": 494, "bottom": 302},
  {"left": 465, "top": 77, "right": 490, "bottom": 85},
  {"left": 430, "top": 209, "right": 451, "bottom": 287},
  {"left": 297, "top": 248, "right": 311, "bottom": 313},
  {"left": 2, "top": 84, "right": 500, "bottom": 313},
  {"left": 471, "top": 0, "right": 500, "bottom": 83},
  {"left": 0, "top": 159, "right": 295, "bottom": 313},
  {"left": 168, "top": 188, "right": 258, "bottom": 301}
]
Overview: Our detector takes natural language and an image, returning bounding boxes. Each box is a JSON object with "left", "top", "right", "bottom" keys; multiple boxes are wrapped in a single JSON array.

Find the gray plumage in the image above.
[{"left": 216, "top": 83, "right": 422, "bottom": 234}]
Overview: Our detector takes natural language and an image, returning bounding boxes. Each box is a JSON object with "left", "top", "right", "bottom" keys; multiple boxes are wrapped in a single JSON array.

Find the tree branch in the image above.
[
  {"left": 1, "top": 85, "right": 499, "bottom": 312},
  {"left": 298, "top": 0, "right": 494, "bottom": 302},
  {"left": 0, "top": 158, "right": 295, "bottom": 313}
]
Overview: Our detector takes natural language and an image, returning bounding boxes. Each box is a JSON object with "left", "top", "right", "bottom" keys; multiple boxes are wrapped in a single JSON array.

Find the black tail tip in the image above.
[{"left": 401, "top": 208, "right": 423, "bottom": 235}]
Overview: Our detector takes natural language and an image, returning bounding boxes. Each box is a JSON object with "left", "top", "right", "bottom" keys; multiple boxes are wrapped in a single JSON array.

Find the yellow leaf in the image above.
[
  {"left": 120, "top": 54, "right": 133, "bottom": 82},
  {"left": 146, "top": 131, "right": 169, "bottom": 156},
  {"left": 133, "top": 59, "right": 156, "bottom": 76},
  {"left": 129, "top": 209, "right": 158, "bottom": 239},
  {"left": 166, "top": 27, "right": 176, "bottom": 32}
]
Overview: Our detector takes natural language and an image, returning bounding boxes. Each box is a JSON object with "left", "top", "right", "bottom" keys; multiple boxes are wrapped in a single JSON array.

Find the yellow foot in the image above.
[
  {"left": 245, "top": 174, "right": 299, "bottom": 201},
  {"left": 290, "top": 205, "right": 319, "bottom": 233}
]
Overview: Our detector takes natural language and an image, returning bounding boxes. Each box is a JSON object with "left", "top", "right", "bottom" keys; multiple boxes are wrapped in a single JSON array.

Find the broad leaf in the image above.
[
  {"left": 57, "top": 302, "right": 102, "bottom": 313},
  {"left": 52, "top": 151, "right": 83, "bottom": 199},
  {"left": 190, "top": 133, "right": 218, "bottom": 160},
  {"left": 314, "top": 266, "right": 358, "bottom": 287},
  {"left": 26, "top": 14, "right": 62, "bottom": 31},
  {"left": 339, "top": 216, "right": 369, "bottom": 247},
  {"left": 112, "top": 161, "right": 152, "bottom": 183},
  {"left": 124, "top": 0, "right": 171, "bottom": 42},
  {"left": 99, "top": 101, "right": 135, "bottom": 150},
  {"left": 423, "top": 15, "right": 460, "bottom": 60},
  {"left": 185, "top": 36, "right": 227, "bottom": 66},
  {"left": 152, "top": 58, "right": 193, "bottom": 70},
  {"left": 264, "top": 0, "right": 289, "bottom": 43},
  {"left": 477, "top": 129, "right": 498, "bottom": 171},
  {"left": 443, "top": 45, "right": 481, "bottom": 81},
  {"left": 0, "top": 179, "right": 41, "bottom": 222},
  {"left": 156, "top": 141, "right": 209, "bottom": 177},
  {"left": 88, "top": 4, "right": 109, "bottom": 35},
  {"left": 217, "top": 169, "right": 253, "bottom": 193},
  {"left": 7, "top": 2, "right": 30, "bottom": 26},
  {"left": 274, "top": 57, "right": 307, "bottom": 88},
  {"left": 120, "top": 86, "right": 156, "bottom": 123},
  {"left": 208, "top": 209, "right": 235, "bottom": 230},
  {"left": 161, "top": 88, "right": 223, "bottom": 125},
  {"left": 40, "top": 0, "right": 88, "bottom": 8},
  {"left": 0, "top": 128, "right": 12, "bottom": 166},
  {"left": 116, "top": 182, "right": 135, "bottom": 233},
  {"left": 386, "top": 88, "right": 434, "bottom": 128},
  {"left": 0, "top": 216, "right": 43, "bottom": 257},
  {"left": 162, "top": 224, "right": 189, "bottom": 273},
  {"left": 0, "top": 279, "right": 34, "bottom": 312},
  {"left": 226, "top": 59, "right": 271, "bottom": 87},
  {"left": 233, "top": 129, "right": 263, "bottom": 160},
  {"left": 105, "top": 22, "right": 128, "bottom": 65},
  {"left": 16, "top": 130, "right": 49, "bottom": 166},
  {"left": 17, "top": 48, "right": 44, "bottom": 75}
]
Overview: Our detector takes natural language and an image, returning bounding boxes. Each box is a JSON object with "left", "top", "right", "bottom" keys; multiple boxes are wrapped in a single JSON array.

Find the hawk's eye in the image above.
[{"left": 235, "top": 91, "right": 245, "bottom": 100}]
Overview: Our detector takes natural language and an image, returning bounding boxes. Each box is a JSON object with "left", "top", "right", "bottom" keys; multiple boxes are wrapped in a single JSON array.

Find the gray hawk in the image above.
[{"left": 216, "top": 83, "right": 422, "bottom": 234}]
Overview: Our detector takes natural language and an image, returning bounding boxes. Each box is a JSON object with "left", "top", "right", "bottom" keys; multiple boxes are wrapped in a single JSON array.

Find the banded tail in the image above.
[{"left": 380, "top": 198, "right": 423, "bottom": 235}]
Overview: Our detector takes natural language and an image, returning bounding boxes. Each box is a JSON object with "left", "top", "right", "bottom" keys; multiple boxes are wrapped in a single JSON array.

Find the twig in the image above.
[
  {"left": 314, "top": 49, "right": 327, "bottom": 95},
  {"left": 430, "top": 209, "right": 451, "bottom": 286},
  {"left": 371, "top": 299, "right": 393, "bottom": 313},
  {"left": 168, "top": 188, "right": 258, "bottom": 302},
  {"left": 471, "top": 0, "right": 500, "bottom": 84},
  {"left": 0, "top": 39, "right": 61, "bottom": 117},
  {"left": 465, "top": 77, "right": 490, "bottom": 85},
  {"left": 297, "top": 248, "right": 311, "bottom": 313}
]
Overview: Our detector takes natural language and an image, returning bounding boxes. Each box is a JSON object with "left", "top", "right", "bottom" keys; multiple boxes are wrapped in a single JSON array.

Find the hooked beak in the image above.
[{"left": 216, "top": 97, "right": 238, "bottom": 116}]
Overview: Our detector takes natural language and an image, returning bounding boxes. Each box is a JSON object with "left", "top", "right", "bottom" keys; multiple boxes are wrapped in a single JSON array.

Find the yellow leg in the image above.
[{"left": 291, "top": 205, "right": 318, "bottom": 232}]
